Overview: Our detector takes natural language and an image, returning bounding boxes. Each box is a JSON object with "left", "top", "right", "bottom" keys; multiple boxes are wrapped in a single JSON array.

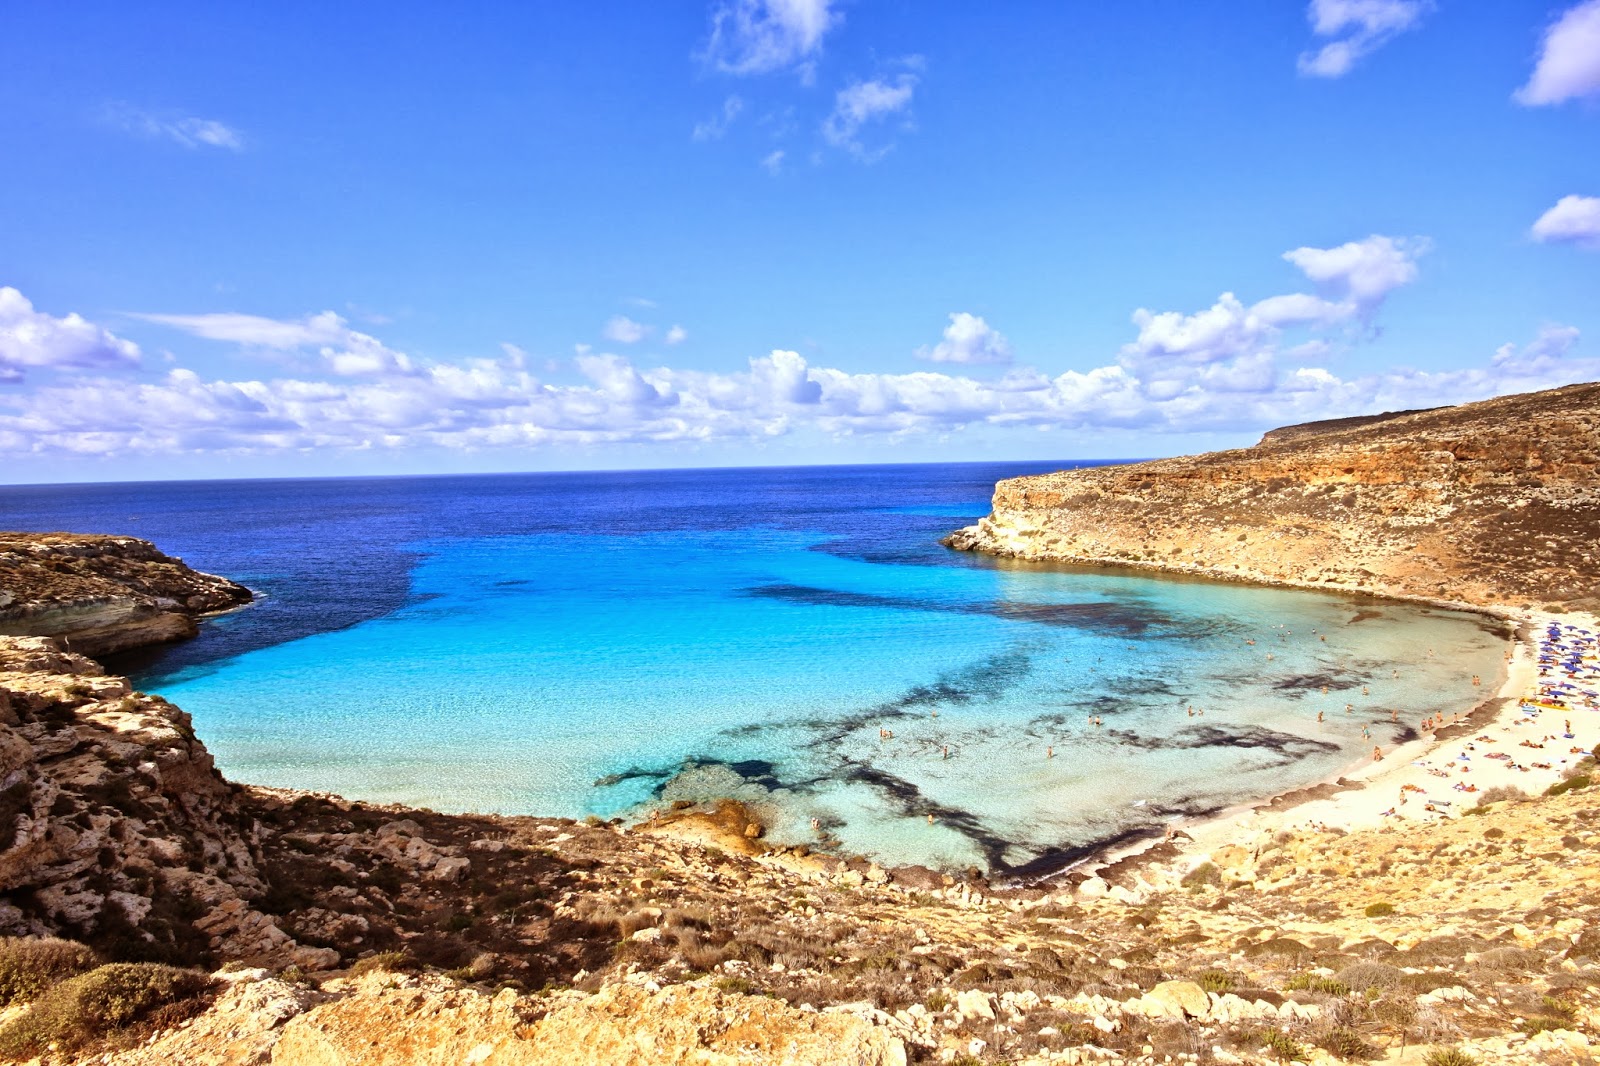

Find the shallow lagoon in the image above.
[{"left": 0, "top": 465, "right": 1509, "bottom": 874}]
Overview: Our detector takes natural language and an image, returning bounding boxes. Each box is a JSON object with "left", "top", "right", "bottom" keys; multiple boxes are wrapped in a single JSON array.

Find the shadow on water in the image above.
[{"left": 744, "top": 583, "right": 1175, "bottom": 637}]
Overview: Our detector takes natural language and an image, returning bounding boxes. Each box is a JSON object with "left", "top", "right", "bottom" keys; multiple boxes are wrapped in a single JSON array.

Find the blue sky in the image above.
[{"left": 2, "top": 0, "right": 1598, "bottom": 482}]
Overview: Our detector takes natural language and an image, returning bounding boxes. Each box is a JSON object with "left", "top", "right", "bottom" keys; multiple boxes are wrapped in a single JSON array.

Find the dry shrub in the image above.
[
  {"left": 0, "top": 963, "right": 212, "bottom": 1057},
  {"left": 1473, "top": 946, "right": 1544, "bottom": 972},
  {"left": 1337, "top": 961, "right": 1403, "bottom": 992},
  {"left": 0, "top": 937, "right": 99, "bottom": 1007}
]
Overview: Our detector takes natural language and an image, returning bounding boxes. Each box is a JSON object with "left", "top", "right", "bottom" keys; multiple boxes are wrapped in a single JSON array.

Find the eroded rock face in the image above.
[
  {"left": 0, "top": 635, "right": 328, "bottom": 970},
  {"left": 945, "top": 381, "right": 1600, "bottom": 609},
  {"left": 0, "top": 533, "right": 251, "bottom": 656}
]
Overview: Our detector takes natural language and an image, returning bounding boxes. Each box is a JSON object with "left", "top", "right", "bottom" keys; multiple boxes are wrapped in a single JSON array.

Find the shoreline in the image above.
[{"left": 1049, "top": 603, "right": 1593, "bottom": 900}]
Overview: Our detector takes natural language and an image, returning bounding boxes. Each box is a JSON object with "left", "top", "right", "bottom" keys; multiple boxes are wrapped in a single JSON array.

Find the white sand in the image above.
[{"left": 1084, "top": 606, "right": 1600, "bottom": 886}]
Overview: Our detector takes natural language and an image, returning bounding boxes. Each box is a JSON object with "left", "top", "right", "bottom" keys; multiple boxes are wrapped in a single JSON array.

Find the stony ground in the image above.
[{"left": 5, "top": 744, "right": 1600, "bottom": 1062}]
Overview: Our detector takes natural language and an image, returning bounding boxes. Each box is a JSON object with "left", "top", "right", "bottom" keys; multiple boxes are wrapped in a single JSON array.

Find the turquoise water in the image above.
[{"left": 0, "top": 466, "right": 1509, "bottom": 876}]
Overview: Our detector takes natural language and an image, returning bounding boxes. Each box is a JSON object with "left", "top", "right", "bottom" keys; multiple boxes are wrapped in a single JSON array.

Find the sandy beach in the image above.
[{"left": 1085, "top": 605, "right": 1600, "bottom": 896}]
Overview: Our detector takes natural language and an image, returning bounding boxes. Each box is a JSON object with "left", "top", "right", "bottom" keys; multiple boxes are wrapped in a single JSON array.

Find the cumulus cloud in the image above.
[
  {"left": 1531, "top": 194, "right": 1600, "bottom": 249},
  {"left": 0, "top": 247, "right": 1588, "bottom": 461},
  {"left": 1298, "top": 0, "right": 1432, "bottom": 78},
  {"left": 701, "top": 0, "right": 839, "bottom": 77},
  {"left": 822, "top": 72, "right": 918, "bottom": 160},
  {"left": 105, "top": 104, "right": 243, "bottom": 150},
  {"left": 602, "top": 316, "right": 652, "bottom": 344},
  {"left": 1515, "top": 0, "right": 1600, "bottom": 106},
  {"left": 133, "top": 309, "right": 413, "bottom": 376},
  {"left": 666, "top": 325, "right": 689, "bottom": 345},
  {"left": 1281, "top": 234, "right": 1427, "bottom": 312},
  {"left": 0, "top": 287, "right": 141, "bottom": 384},
  {"left": 916, "top": 313, "right": 1013, "bottom": 365},
  {"left": 692, "top": 95, "right": 744, "bottom": 141}
]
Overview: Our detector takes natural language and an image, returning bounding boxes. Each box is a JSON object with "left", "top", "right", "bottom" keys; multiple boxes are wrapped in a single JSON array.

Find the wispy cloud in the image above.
[
  {"left": 692, "top": 95, "right": 745, "bottom": 142},
  {"left": 760, "top": 148, "right": 786, "bottom": 175},
  {"left": 700, "top": 0, "right": 840, "bottom": 79},
  {"left": 822, "top": 71, "right": 918, "bottom": 161},
  {"left": 132, "top": 309, "right": 413, "bottom": 376},
  {"left": 1515, "top": 0, "right": 1600, "bottom": 106},
  {"left": 1297, "top": 0, "right": 1432, "bottom": 79},
  {"left": 1531, "top": 194, "right": 1600, "bottom": 249},
  {"left": 602, "top": 315, "right": 651, "bottom": 344},
  {"left": 105, "top": 103, "right": 244, "bottom": 150}
]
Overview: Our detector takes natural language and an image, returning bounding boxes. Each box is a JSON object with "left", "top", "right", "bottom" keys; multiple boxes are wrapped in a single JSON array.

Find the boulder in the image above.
[{"left": 1141, "top": 980, "right": 1210, "bottom": 1021}]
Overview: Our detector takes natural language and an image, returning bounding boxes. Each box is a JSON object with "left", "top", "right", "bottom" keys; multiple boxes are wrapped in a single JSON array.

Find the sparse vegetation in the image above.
[
  {"left": 1363, "top": 902, "right": 1395, "bottom": 918},
  {"left": 0, "top": 963, "right": 212, "bottom": 1057},
  {"left": 1423, "top": 1050, "right": 1479, "bottom": 1066},
  {"left": 0, "top": 937, "right": 99, "bottom": 1007},
  {"left": 348, "top": 951, "right": 413, "bottom": 977}
]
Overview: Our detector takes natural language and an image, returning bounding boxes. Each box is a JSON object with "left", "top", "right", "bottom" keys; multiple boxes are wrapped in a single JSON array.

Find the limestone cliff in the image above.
[
  {"left": 946, "top": 381, "right": 1600, "bottom": 609},
  {"left": 0, "top": 534, "right": 251, "bottom": 657},
  {"left": 0, "top": 636, "right": 333, "bottom": 971}
]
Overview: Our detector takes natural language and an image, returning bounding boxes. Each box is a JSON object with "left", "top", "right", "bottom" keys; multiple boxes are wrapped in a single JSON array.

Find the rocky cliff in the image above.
[
  {"left": 0, "top": 636, "right": 334, "bottom": 972},
  {"left": 946, "top": 381, "right": 1600, "bottom": 609},
  {"left": 0, "top": 534, "right": 251, "bottom": 657}
]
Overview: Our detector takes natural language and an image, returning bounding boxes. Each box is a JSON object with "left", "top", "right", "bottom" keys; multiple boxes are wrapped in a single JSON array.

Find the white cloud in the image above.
[
  {"left": 1298, "top": 0, "right": 1431, "bottom": 78},
  {"left": 1493, "top": 324, "right": 1581, "bottom": 369},
  {"left": 701, "top": 0, "right": 839, "bottom": 77},
  {"left": 760, "top": 149, "right": 786, "bottom": 175},
  {"left": 1531, "top": 194, "right": 1600, "bottom": 249},
  {"left": 133, "top": 309, "right": 413, "bottom": 376},
  {"left": 0, "top": 251, "right": 1586, "bottom": 460},
  {"left": 602, "top": 316, "right": 652, "bottom": 344},
  {"left": 0, "top": 287, "right": 141, "bottom": 383},
  {"left": 666, "top": 325, "right": 689, "bottom": 346},
  {"left": 106, "top": 104, "right": 243, "bottom": 150},
  {"left": 822, "top": 73, "right": 917, "bottom": 160},
  {"left": 1515, "top": 0, "right": 1600, "bottom": 106},
  {"left": 692, "top": 95, "right": 745, "bottom": 142},
  {"left": 916, "top": 313, "right": 1013, "bottom": 365},
  {"left": 1281, "top": 234, "right": 1427, "bottom": 311}
]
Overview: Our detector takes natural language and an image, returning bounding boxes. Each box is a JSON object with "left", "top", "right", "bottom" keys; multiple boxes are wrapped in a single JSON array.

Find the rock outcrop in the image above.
[
  {"left": 946, "top": 380, "right": 1600, "bottom": 609},
  {"left": 0, "top": 636, "right": 332, "bottom": 971},
  {"left": 0, "top": 534, "right": 251, "bottom": 657}
]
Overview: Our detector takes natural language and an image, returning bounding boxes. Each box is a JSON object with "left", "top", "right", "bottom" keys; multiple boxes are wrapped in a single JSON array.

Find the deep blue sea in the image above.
[{"left": 0, "top": 463, "right": 1508, "bottom": 877}]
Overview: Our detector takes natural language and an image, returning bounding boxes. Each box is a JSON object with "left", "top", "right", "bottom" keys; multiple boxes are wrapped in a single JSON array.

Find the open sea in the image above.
[{"left": 0, "top": 463, "right": 1509, "bottom": 877}]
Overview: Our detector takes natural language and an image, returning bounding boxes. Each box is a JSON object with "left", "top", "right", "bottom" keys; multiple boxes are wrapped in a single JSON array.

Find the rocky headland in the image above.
[
  {"left": 5, "top": 386, "right": 1600, "bottom": 1066},
  {"left": 0, "top": 535, "right": 251, "bottom": 657},
  {"left": 945, "top": 382, "right": 1600, "bottom": 611}
]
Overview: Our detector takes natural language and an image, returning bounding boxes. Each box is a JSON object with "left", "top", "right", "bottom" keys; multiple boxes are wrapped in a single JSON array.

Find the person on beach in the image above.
[
  {"left": 1363, "top": 685, "right": 1370, "bottom": 696},
  {"left": 1317, "top": 710, "right": 1325, "bottom": 724},
  {"left": 1373, "top": 746, "right": 1383, "bottom": 762},
  {"left": 942, "top": 745, "right": 949, "bottom": 760},
  {"left": 1391, "top": 708, "right": 1398, "bottom": 722},
  {"left": 1047, "top": 745, "right": 1054, "bottom": 758}
]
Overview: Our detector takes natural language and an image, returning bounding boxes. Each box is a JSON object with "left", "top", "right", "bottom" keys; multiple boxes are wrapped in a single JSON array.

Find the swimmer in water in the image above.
[{"left": 1047, "top": 745, "right": 1054, "bottom": 758}]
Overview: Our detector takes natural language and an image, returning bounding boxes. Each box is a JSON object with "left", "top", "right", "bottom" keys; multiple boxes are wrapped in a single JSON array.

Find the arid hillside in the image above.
[{"left": 946, "top": 381, "right": 1600, "bottom": 609}]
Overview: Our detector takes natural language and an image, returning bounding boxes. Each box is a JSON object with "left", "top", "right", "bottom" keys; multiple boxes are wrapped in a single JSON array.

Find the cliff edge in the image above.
[
  {"left": 0, "top": 534, "right": 251, "bottom": 657},
  {"left": 946, "top": 381, "right": 1600, "bottom": 609}
]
